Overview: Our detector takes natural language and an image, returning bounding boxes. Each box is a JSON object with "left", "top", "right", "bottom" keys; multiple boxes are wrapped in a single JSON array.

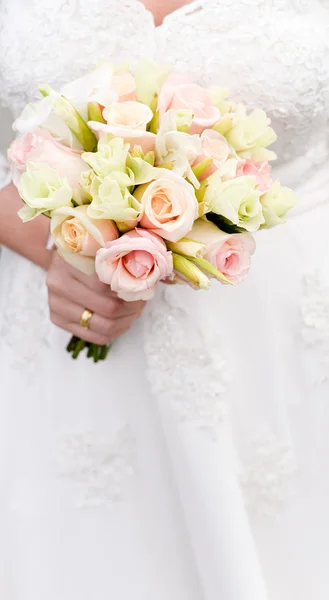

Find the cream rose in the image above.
[
  {"left": 89, "top": 101, "right": 156, "bottom": 153},
  {"left": 8, "top": 130, "right": 88, "bottom": 203},
  {"left": 113, "top": 72, "right": 137, "bottom": 102},
  {"left": 51, "top": 205, "right": 119, "bottom": 274},
  {"left": 95, "top": 229, "right": 173, "bottom": 301},
  {"left": 136, "top": 171, "right": 199, "bottom": 242}
]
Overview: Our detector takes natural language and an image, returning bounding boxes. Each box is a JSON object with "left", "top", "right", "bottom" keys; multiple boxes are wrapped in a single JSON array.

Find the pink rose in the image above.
[
  {"left": 96, "top": 229, "right": 173, "bottom": 301},
  {"left": 89, "top": 101, "right": 156, "bottom": 153},
  {"left": 194, "top": 129, "right": 231, "bottom": 180},
  {"left": 158, "top": 73, "right": 220, "bottom": 135},
  {"left": 236, "top": 160, "right": 272, "bottom": 193},
  {"left": 51, "top": 205, "right": 119, "bottom": 275},
  {"left": 135, "top": 170, "right": 199, "bottom": 242},
  {"left": 113, "top": 72, "right": 137, "bottom": 102},
  {"left": 188, "top": 218, "right": 256, "bottom": 285},
  {"left": 8, "top": 130, "right": 87, "bottom": 203}
]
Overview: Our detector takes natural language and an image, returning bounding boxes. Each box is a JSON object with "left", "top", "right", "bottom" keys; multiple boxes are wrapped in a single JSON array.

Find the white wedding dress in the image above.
[{"left": 1, "top": 1, "right": 329, "bottom": 598}]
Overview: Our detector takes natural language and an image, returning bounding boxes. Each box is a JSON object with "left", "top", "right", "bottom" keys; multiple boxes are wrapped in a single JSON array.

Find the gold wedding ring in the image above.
[{"left": 80, "top": 308, "right": 93, "bottom": 329}]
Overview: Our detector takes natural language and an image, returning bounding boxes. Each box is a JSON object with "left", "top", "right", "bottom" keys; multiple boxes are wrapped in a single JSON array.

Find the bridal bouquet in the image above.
[{"left": 8, "top": 60, "right": 297, "bottom": 360}]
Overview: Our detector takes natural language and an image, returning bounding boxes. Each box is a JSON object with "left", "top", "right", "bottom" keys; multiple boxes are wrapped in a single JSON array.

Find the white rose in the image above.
[
  {"left": 13, "top": 61, "right": 118, "bottom": 148},
  {"left": 51, "top": 205, "right": 119, "bottom": 275},
  {"left": 60, "top": 61, "right": 118, "bottom": 119}
]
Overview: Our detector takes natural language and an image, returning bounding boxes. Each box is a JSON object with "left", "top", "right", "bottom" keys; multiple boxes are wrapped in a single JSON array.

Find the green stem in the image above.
[
  {"left": 66, "top": 335, "right": 79, "bottom": 353},
  {"left": 72, "top": 339, "right": 86, "bottom": 359},
  {"left": 100, "top": 344, "right": 110, "bottom": 360},
  {"left": 92, "top": 344, "right": 100, "bottom": 363}
]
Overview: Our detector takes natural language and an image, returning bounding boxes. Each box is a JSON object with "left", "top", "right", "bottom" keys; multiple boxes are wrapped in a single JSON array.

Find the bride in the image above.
[{"left": 1, "top": 1, "right": 329, "bottom": 598}]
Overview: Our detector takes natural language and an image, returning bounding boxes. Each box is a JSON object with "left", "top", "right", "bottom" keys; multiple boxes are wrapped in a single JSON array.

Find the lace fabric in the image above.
[{"left": 0, "top": 0, "right": 328, "bottom": 185}]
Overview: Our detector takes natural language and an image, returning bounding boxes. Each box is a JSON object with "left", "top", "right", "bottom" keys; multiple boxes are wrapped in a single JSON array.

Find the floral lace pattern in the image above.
[
  {"left": 55, "top": 425, "right": 136, "bottom": 509},
  {"left": 0, "top": 0, "right": 328, "bottom": 187},
  {"left": 301, "top": 271, "right": 329, "bottom": 384},
  {"left": 144, "top": 287, "right": 230, "bottom": 439},
  {"left": 0, "top": 248, "right": 50, "bottom": 380},
  {"left": 239, "top": 428, "right": 297, "bottom": 518}
]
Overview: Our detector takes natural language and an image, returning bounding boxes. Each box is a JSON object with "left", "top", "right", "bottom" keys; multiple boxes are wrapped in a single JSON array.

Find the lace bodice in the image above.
[{"left": 0, "top": 0, "right": 329, "bottom": 188}]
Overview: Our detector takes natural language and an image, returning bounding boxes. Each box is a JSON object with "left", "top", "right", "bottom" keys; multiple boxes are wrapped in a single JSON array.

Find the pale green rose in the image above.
[
  {"left": 226, "top": 109, "right": 277, "bottom": 161},
  {"left": 88, "top": 172, "right": 142, "bottom": 231},
  {"left": 80, "top": 169, "right": 95, "bottom": 198},
  {"left": 83, "top": 136, "right": 130, "bottom": 179},
  {"left": 18, "top": 162, "right": 73, "bottom": 222},
  {"left": 208, "top": 87, "right": 234, "bottom": 115},
  {"left": 212, "top": 102, "right": 246, "bottom": 137},
  {"left": 134, "top": 59, "right": 172, "bottom": 106},
  {"left": 206, "top": 175, "right": 265, "bottom": 232},
  {"left": 126, "top": 153, "right": 159, "bottom": 185},
  {"left": 261, "top": 181, "right": 298, "bottom": 227}
]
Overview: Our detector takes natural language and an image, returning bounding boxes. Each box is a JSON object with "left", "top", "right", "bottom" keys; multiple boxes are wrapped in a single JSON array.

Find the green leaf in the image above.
[
  {"left": 38, "top": 83, "right": 53, "bottom": 97},
  {"left": 195, "top": 182, "right": 209, "bottom": 203},
  {"left": 88, "top": 101, "right": 106, "bottom": 123},
  {"left": 144, "top": 151, "right": 155, "bottom": 166},
  {"left": 191, "top": 158, "right": 213, "bottom": 180},
  {"left": 206, "top": 212, "right": 246, "bottom": 234},
  {"left": 148, "top": 110, "right": 160, "bottom": 134}
]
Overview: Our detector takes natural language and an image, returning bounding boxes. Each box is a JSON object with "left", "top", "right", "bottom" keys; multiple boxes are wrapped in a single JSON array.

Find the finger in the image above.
[
  {"left": 50, "top": 313, "right": 110, "bottom": 346},
  {"left": 48, "top": 279, "right": 145, "bottom": 320},
  {"left": 48, "top": 256, "right": 147, "bottom": 315},
  {"left": 74, "top": 271, "right": 147, "bottom": 314},
  {"left": 48, "top": 273, "right": 124, "bottom": 320},
  {"left": 51, "top": 311, "right": 140, "bottom": 345},
  {"left": 69, "top": 266, "right": 115, "bottom": 296},
  {"left": 49, "top": 295, "right": 143, "bottom": 338}
]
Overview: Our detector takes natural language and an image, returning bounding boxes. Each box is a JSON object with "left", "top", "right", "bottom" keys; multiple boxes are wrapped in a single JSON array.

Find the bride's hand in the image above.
[{"left": 47, "top": 252, "right": 146, "bottom": 345}]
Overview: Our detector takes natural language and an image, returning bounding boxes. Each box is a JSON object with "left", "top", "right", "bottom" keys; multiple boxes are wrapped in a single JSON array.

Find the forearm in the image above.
[{"left": 0, "top": 183, "right": 52, "bottom": 270}]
